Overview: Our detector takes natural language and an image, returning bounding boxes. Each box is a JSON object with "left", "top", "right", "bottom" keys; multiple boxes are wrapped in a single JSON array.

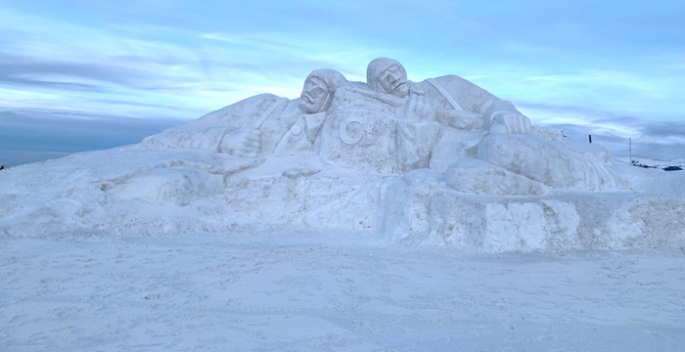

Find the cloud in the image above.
[
  {"left": 637, "top": 122, "right": 685, "bottom": 138},
  {"left": 520, "top": 95, "right": 685, "bottom": 161},
  {"left": 538, "top": 118, "right": 685, "bottom": 161},
  {"left": 0, "top": 3, "right": 389, "bottom": 120},
  {"left": 522, "top": 100, "right": 685, "bottom": 139},
  {"left": 0, "top": 75, "right": 104, "bottom": 92},
  {"left": 0, "top": 54, "right": 149, "bottom": 90}
]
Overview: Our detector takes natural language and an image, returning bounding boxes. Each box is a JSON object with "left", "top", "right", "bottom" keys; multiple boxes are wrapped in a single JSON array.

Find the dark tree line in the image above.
[
  {"left": 631, "top": 160, "right": 658, "bottom": 169},
  {"left": 631, "top": 160, "right": 682, "bottom": 171}
]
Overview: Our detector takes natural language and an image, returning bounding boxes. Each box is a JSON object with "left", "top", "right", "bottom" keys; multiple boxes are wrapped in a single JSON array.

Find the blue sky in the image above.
[{"left": 1, "top": 0, "right": 684, "bottom": 166}]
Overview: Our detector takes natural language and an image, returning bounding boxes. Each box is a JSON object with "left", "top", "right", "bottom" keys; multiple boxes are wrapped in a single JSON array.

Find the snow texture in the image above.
[{"left": 1, "top": 236, "right": 684, "bottom": 351}]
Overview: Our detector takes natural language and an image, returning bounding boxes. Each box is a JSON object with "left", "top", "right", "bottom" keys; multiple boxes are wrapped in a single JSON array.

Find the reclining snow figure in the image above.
[
  {"left": 144, "top": 58, "right": 657, "bottom": 244},
  {"left": 9, "top": 57, "right": 676, "bottom": 251},
  {"left": 333, "top": 57, "right": 621, "bottom": 193},
  {"left": 144, "top": 57, "right": 621, "bottom": 196},
  {"left": 143, "top": 69, "right": 346, "bottom": 158}
]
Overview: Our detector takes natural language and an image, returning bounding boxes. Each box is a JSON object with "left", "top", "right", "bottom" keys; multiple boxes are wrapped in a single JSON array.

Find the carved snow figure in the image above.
[
  {"left": 142, "top": 69, "right": 346, "bottom": 158},
  {"left": 365, "top": 57, "right": 531, "bottom": 132},
  {"left": 356, "top": 57, "right": 622, "bottom": 193},
  {"left": 272, "top": 69, "right": 346, "bottom": 157},
  {"left": 315, "top": 57, "right": 533, "bottom": 175}
]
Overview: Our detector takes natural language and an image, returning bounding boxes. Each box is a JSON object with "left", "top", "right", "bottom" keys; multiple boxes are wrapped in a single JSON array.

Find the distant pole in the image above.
[
  {"left": 629, "top": 138, "right": 632, "bottom": 165},
  {"left": 589, "top": 135, "right": 592, "bottom": 143}
]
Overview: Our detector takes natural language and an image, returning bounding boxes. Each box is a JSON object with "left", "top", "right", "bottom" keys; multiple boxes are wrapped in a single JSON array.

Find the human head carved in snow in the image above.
[
  {"left": 366, "top": 57, "right": 410, "bottom": 99},
  {"left": 298, "top": 69, "right": 346, "bottom": 114}
]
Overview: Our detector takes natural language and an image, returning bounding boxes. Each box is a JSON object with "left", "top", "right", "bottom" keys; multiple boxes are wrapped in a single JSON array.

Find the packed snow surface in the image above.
[{"left": 2, "top": 235, "right": 684, "bottom": 351}]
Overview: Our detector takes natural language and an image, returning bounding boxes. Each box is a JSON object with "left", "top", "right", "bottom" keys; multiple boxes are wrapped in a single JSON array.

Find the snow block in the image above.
[
  {"left": 444, "top": 159, "right": 548, "bottom": 196},
  {"left": 427, "top": 191, "right": 685, "bottom": 252}
]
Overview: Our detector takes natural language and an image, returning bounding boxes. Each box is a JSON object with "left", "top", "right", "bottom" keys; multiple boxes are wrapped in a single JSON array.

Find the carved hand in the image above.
[
  {"left": 489, "top": 112, "right": 531, "bottom": 135},
  {"left": 402, "top": 94, "right": 435, "bottom": 121},
  {"left": 219, "top": 129, "right": 262, "bottom": 158}
]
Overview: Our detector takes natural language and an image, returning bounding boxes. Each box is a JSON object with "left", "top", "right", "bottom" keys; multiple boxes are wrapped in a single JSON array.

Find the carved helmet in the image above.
[{"left": 305, "top": 69, "right": 346, "bottom": 93}]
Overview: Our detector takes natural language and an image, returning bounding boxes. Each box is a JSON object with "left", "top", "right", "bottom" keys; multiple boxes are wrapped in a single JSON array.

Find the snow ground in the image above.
[{"left": 2, "top": 233, "right": 684, "bottom": 351}]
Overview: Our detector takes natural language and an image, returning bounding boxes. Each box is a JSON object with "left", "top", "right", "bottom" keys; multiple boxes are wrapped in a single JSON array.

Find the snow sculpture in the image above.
[
  {"left": 137, "top": 57, "right": 639, "bottom": 240},
  {"left": 143, "top": 57, "right": 620, "bottom": 195},
  {"left": 3, "top": 57, "right": 684, "bottom": 252},
  {"left": 316, "top": 57, "right": 532, "bottom": 174}
]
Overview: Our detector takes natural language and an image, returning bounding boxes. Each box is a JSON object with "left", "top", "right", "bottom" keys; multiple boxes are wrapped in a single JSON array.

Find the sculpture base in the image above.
[
  {"left": 1, "top": 149, "right": 683, "bottom": 252},
  {"left": 384, "top": 174, "right": 685, "bottom": 251}
]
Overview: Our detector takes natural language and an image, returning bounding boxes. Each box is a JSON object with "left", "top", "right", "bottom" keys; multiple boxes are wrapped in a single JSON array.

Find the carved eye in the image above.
[
  {"left": 308, "top": 86, "right": 326, "bottom": 98},
  {"left": 382, "top": 73, "right": 394, "bottom": 83}
]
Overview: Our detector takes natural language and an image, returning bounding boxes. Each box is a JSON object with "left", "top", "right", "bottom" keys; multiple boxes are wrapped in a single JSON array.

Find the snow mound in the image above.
[
  {"left": 107, "top": 167, "right": 223, "bottom": 206},
  {"left": 1, "top": 141, "right": 683, "bottom": 252}
]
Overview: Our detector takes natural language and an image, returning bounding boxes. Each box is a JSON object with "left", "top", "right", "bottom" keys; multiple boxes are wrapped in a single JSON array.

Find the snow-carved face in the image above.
[
  {"left": 377, "top": 64, "right": 409, "bottom": 98},
  {"left": 299, "top": 76, "right": 330, "bottom": 114},
  {"left": 298, "top": 69, "right": 346, "bottom": 114},
  {"left": 366, "top": 58, "right": 410, "bottom": 99}
]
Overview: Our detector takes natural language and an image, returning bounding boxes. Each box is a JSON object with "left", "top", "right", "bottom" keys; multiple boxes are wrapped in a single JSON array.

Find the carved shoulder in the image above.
[{"left": 190, "top": 93, "right": 285, "bottom": 127}]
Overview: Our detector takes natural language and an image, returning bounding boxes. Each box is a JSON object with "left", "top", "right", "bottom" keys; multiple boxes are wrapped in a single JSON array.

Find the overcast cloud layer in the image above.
[{"left": 0, "top": 0, "right": 684, "bottom": 166}]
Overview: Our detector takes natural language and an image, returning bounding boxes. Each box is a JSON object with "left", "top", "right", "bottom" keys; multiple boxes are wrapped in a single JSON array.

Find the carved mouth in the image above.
[
  {"left": 393, "top": 81, "right": 407, "bottom": 92},
  {"left": 301, "top": 94, "right": 314, "bottom": 104}
]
